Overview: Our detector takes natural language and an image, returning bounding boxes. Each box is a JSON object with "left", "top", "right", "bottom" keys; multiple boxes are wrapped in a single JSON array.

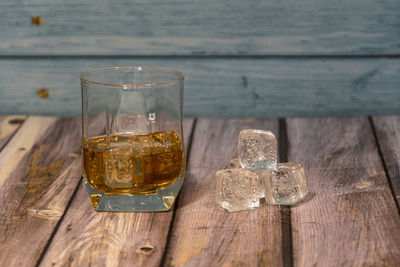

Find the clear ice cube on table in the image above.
[
  {"left": 260, "top": 162, "right": 308, "bottom": 205},
  {"left": 215, "top": 168, "right": 260, "bottom": 212},
  {"left": 239, "top": 129, "right": 277, "bottom": 171},
  {"left": 229, "top": 157, "right": 265, "bottom": 199}
]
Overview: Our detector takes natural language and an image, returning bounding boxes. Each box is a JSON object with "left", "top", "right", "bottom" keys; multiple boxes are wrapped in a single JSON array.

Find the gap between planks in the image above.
[
  {"left": 159, "top": 119, "right": 198, "bottom": 267},
  {"left": 0, "top": 115, "right": 27, "bottom": 152},
  {"left": 368, "top": 117, "right": 400, "bottom": 215},
  {"left": 278, "top": 119, "right": 294, "bottom": 267}
]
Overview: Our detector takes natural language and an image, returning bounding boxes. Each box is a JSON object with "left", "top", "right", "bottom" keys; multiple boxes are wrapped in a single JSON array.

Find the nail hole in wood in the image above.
[
  {"left": 138, "top": 245, "right": 155, "bottom": 255},
  {"left": 19, "top": 147, "right": 26, "bottom": 151},
  {"left": 9, "top": 118, "right": 25, "bottom": 124},
  {"left": 37, "top": 88, "right": 49, "bottom": 98},
  {"left": 32, "top": 16, "right": 43, "bottom": 26}
]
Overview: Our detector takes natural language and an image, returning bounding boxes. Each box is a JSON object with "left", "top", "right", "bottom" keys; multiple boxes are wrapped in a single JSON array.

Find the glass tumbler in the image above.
[{"left": 81, "top": 66, "right": 185, "bottom": 212}]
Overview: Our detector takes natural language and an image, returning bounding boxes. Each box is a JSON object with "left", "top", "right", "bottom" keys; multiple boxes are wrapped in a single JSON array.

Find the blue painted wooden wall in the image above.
[{"left": 1, "top": 0, "right": 399, "bottom": 117}]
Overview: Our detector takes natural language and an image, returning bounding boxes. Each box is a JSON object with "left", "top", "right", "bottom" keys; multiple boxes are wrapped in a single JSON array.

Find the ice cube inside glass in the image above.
[{"left": 238, "top": 129, "right": 277, "bottom": 171}]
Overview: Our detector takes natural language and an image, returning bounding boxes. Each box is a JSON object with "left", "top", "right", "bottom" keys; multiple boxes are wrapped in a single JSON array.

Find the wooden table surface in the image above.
[{"left": 1, "top": 115, "right": 400, "bottom": 266}]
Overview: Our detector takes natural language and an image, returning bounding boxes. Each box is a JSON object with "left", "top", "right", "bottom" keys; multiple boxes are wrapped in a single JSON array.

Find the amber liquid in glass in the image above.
[{"left": 83, "top": 131, "right": 183, "bottom": 195}]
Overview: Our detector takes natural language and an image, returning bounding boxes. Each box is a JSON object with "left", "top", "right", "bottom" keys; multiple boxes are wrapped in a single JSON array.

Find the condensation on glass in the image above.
[{"left": 81, "top": 66, "right": 185, "bottom": 212}]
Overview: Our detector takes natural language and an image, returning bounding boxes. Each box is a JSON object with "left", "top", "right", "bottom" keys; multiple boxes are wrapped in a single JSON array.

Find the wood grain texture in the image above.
[
  {"left": 164, "top": 119, "right": 282, "bottom": 266},
  {"left": 1, "top": 0, "right": 399, "bottom": 55},
  {"left": 40, "top": 119, "right": 194, "bottom": 267},
  {"left": 0, "top": 116, "right": 26, "bottom": 150},
  {"left": 1, "top": 58, "right": 400, "bottom": 117},
  {"left": 371, "top": 115, "right": 400, "bottom": 202},
  {"left": 286, "top": 117, "right": 400, "bottom": 266},
  {"left": 0, "top": 117, "right": 84, "bottom": 266}
]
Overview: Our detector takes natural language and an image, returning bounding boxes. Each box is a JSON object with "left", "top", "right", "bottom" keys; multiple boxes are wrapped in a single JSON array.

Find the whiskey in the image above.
[{"left": 83, "top": 131, "right": 184, "bottom": 195}]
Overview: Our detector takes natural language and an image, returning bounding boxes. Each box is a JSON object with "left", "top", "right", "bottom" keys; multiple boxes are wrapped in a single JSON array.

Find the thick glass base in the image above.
[{"left": 84, "top": 176, "right": 183, "bottom": 212}]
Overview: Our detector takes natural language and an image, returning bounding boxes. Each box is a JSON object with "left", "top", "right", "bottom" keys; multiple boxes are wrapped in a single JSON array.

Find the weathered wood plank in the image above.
[
  {"left": 0, "top": 117, "right": 83, "bottom": 266},
  {"left": 371, "top": 115, "right": 400, "bottom": 202},
  {"left": 39, "top": 119, "right": 194, "bottom": 267},
  {"left": 0, "top": 116, "right": 26, "bottom": 150},
  {"left": 1, "top": 0, "right": 399, "bottom": 55},
  {"left": 1, "top": 58, "right": 400, "bottom": 117},
  {"left": 164, "top": 119, "right": 282, "bottom": 266},
  {"left": 286, "top": 117, "right": 400, "bottom": 266}
]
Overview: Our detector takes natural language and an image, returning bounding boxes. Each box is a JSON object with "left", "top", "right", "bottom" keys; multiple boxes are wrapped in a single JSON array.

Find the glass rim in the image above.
[{"left": 80, "top": 66, "right": 184, "bottom": 87}]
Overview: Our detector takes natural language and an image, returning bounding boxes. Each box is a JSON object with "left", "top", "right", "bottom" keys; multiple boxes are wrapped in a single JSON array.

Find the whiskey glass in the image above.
[{"left": 81, "top": 66, "right": 185, "bottom": 212}]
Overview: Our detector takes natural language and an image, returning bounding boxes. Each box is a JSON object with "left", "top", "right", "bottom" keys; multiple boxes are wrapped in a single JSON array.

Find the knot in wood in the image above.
[
  {"left": 30, "top": 209, "right": 62, "bottom": 218},
  {"left": 37, "top": 88, "right": 49, "bottom": 98},
  {"left": 32, "top": 16, "right": 43, "bottom": 26}
]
